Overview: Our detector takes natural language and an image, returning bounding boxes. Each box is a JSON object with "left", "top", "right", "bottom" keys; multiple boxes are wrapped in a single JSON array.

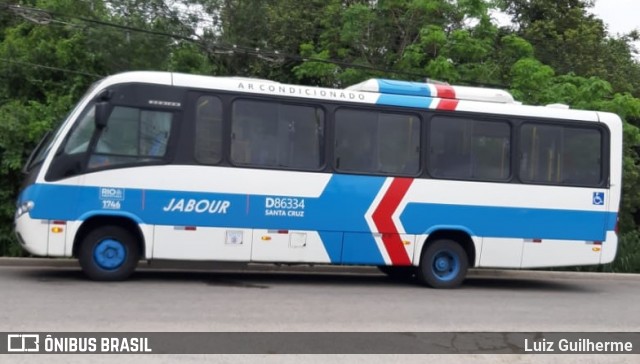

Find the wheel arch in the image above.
[
  {"left": 421, "top": 229, "right": 476, "bottom": 268},
  {"left": 72, "top": 214, "right": 146, "bottom": 260}
]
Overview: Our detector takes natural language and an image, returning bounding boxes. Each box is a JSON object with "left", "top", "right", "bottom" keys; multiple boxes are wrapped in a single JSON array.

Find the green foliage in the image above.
[
  {"left": 1, "top": 0, "right": 640, "bottom": 272},
  {"left": 612, "top": 230, "right": 640, "bottom": 273},
  {"left": 509, "top": 58, "right": 554, "bottom": 103},
  {"left": 497, "top": 0, "right": 640, "bottom": 96}
]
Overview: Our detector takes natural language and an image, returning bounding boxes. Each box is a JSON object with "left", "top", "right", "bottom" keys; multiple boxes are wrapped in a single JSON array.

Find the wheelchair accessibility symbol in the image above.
[{"left": 593, "top": 192, "right": 605, "bottom": 206}]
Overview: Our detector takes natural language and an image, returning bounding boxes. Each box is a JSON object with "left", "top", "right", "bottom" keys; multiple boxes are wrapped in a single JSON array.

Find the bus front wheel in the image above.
[
  {"left": 78, "top": 225, "right": 140, "bottom": 281},
  {"left": 417, "top": 239, "right": 468, "bottom": 288}
]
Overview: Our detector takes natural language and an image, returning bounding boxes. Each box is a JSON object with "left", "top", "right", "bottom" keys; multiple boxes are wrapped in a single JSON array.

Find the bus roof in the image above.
[{"left": 92, "top": 71, "right": 618, "bottom": 124}]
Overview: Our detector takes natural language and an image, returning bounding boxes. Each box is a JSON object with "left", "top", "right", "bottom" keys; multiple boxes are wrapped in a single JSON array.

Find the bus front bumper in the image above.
[{"left": 14, "top": 213, "right": 49, "bottom": 256}]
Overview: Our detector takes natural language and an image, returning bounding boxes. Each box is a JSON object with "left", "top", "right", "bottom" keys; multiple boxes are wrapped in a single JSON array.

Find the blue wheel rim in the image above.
[
  {"left": 93, "top": 239, "right": 126, "bottom": 270},
  {"left": 431, "top": 249, "right": 460, "bottom": 282}
]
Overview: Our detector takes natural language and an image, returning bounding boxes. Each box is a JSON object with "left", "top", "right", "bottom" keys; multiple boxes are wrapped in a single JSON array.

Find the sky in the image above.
[{"left": 591, "top": 0, "right": 639, "bottom": 36}]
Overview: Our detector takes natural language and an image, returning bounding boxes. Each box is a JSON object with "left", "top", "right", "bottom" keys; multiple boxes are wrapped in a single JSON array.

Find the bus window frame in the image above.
[
  {"left": 228, "top": 96, "right": 328, "bottom": 173},
  {"left": 425, "top": 112, "right": 515, "bottom": 183},
  {"left": 190, "top": 94, "right": 225, "bottom": 166},
  {"left": 85, "top": 105, "right": 180, "bottom": 172},
  {"left": 515, "top": 119, "right": 610, "bottom": 188},
  {"left": 332, "top": 105, "right": 423, "bottom": 178}
]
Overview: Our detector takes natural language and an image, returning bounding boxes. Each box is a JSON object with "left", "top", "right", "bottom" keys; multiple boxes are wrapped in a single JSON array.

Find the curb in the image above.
[{"left": 0, "top": 257, "right": 638, "bottom": 280}]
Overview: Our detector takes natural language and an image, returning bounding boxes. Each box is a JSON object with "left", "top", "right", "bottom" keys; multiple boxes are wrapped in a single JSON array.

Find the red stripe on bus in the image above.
[
  {"left": 435, "top": 84, "right": 456, "bottom": 99},
  {"left": 371, "top": 178, "right": 413, "bottom": 265},
  {"left": 436, "top": 99, "right": 459, "bottom": 110}
]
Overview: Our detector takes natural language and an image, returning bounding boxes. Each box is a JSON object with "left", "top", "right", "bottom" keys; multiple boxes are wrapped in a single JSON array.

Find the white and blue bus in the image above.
[{"left": 14, "top": 72, "right": 621, "bottom": 288}]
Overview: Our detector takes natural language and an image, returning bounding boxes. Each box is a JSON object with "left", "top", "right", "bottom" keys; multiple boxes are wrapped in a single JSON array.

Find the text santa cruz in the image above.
[{"left": 237, "top": 82, "right": 366, "bottom": 101}]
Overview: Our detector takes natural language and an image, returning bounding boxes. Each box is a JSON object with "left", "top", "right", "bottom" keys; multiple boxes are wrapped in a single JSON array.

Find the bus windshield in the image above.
[{"left": 23, "top": 130, "right": 53, "bottom": 173}]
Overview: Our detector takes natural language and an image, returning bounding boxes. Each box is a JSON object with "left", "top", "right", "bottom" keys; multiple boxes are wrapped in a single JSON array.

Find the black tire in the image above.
[
  {"left": 378, "top": 266, "right": 416, "bottom": 280},
  {"left": 416, "top": 239, "right": 468, "bottom": 288},
  {"left": 78, "top": 225, "right": 140, "bottom": 281}
]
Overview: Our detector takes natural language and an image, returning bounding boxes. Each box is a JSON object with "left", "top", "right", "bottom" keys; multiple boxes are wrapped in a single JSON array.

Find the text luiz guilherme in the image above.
[{"left": 524, "top": 337, "right": 633, "bottom": 353}]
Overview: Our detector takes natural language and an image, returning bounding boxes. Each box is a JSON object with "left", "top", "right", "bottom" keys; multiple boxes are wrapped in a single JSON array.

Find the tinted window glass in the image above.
[
  {"left": 519, "top": 124, "right": 602, "bottom": 185},
  {"left": 334, "top": 109, "right": 420, "bottom": 174},
  {"left": 64, "top": 105, "right": 96, "bottom": 154},
  {"left": 89, "top": 106, "right": 173, "bottom": 168},
  {"left": 429, "top": 116, "right": 510, "bottom": 180},
  {"left": 194, "top": 96, "right": 223, "bottom": 164},
  {"left": 231, "top": 100, "right": 324, "bottom": 169}
]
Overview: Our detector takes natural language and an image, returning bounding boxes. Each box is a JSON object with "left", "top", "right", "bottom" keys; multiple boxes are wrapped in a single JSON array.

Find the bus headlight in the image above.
[{"left": 15, "top": 201, "right": 35, "bottom": 218}]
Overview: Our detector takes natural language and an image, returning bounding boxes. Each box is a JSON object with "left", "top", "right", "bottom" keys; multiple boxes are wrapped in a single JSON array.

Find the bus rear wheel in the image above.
[
  {"left": 417, "top": 239, "right": 468, "bottom": 288},
  {"left": 78, "top": 225, "right": 140, "bottom": 281}
]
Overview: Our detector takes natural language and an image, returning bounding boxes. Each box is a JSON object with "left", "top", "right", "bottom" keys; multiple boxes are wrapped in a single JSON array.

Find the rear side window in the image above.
[
  {"left": 519, "top": 124, "right": 602, "bottom": 186},
  {"left": 230, "top": 99, "right": 324, "bottom": 170}
]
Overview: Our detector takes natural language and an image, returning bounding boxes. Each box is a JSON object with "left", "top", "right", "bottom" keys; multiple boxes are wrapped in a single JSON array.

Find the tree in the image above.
[
  {"left": 0, "top": 0, "right": 215, "bottom": 255},
  {"left": 497, "top": 0, "right": 640, "bottom": 96}
]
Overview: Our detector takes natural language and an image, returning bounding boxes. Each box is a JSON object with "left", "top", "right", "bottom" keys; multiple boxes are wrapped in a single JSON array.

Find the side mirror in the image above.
[{"left": 95, "top": 102, "right": 110, "bottom": 129}]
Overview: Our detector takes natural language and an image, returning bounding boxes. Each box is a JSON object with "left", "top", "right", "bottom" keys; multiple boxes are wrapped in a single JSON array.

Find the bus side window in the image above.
[
  {"left": 334, "top": 108, "right": 420, "bottom": 175},
  {"left": 561, "top": 128, "right": 602, "bottom": 185},
  {"left": 194, "top": 96, "right": 223, "bottom": 165},
  {"left": 231, "top": 99, "right": 324, "bottom": 170},
  {"left": 377, "top": 114, "right": 420, "bottom": 174},
  {"left": 429, "top": 116, "right": 510, "bottom": 181},
  {"left": 88, "top": 106, "right": 174, "bottom": 168},
  {"left": 334, "top": 111, "right": 374, "bottom": 172}
]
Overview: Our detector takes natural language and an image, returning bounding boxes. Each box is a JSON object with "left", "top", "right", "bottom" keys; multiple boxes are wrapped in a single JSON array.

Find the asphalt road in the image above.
[{"left": 1, "top": 261, "right": 639, "bottom": 363}]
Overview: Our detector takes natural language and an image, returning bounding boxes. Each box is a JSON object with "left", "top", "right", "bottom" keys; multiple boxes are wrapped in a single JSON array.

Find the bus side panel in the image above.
[
  {"left": 47, "top": 220, "right": 67, "bottom": 256},
  {"left": 478, "top": 238, "right": 523, "bottom": 268},
  {"left": 153, "top": 225, "right": 252, "bottom": 261},
  {"left": 250, "top": 230, "right": 335, "bottom": 263},
  {"left": 521, "top": 239, "right": 601, "bottom": 268},
  {"left": 600, "top": 231, "right": 618, "bottom": 264}
]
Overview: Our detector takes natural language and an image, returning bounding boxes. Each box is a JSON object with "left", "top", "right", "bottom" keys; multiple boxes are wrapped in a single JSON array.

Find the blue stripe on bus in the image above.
[
  {"left": 318, "top": 231, "right": 343, "bottom": 263},
  {"left": 341, "top": 233, "right": 385, "bottom": 265},
  {"left": 401, "top": 203, "right": 613, "bottom": 241},
  {"left": 377, "top": 79, "right": 432, "bottom": 97},
  {"left": 21, "top": 173, "right": 616, "bottom": 263},
  {"left": 606, "top": 213, "right": 618, "bottom": 232},
  {"left": 377, "top": 94, "right": 434, "bottom": 109},
  {"left": 22, "top": 175, "right": 386, "bottom": 232}
]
